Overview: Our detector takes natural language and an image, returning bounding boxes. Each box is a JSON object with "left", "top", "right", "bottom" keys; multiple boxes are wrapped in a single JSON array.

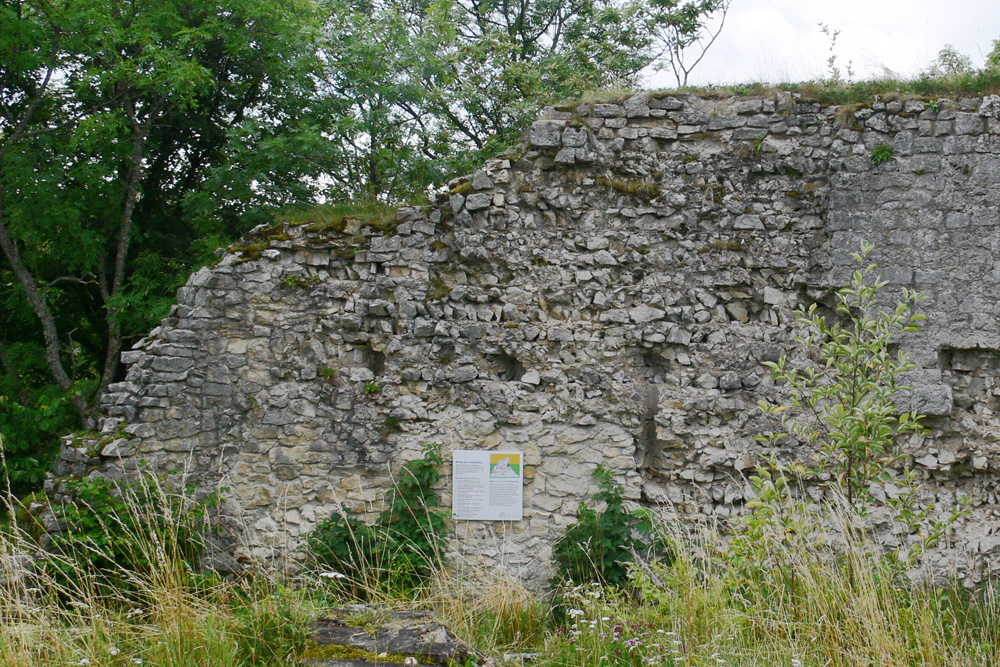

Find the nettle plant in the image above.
[
  {"left": 552, "top": 466, "right": 669, "bottom": 590},
  {"left": 736, "top": 244, "right": 967, "bottom": 579},
  {"left": 307, "top": 442, "right": 449, "bottom": 600}
]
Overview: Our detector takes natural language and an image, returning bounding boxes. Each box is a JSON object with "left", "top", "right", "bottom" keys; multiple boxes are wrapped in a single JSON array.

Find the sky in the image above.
[{"left": 644, "top": 0, "right": 1000, "bottom": 88}]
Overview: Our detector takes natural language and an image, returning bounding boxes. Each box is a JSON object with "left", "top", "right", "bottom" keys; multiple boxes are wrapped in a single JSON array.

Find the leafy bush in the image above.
[
  {"left": 41, "top": 475, "right": 213, "bottom": 602},
  {"left": 307, "top": 442, "right": 449, "bottom": 599},
  {"left": 734, "top": 243, "right": 968, "bottom": 601},
  {"left": 0, "top": 373, "right": 83, "bottom": 497},
  {"left": 552, "top": 465, "right": 668, "bottom": 589}
]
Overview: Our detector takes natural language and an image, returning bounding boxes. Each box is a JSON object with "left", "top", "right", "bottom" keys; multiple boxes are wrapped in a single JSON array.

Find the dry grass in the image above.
[{"left": 542, "top": 513, "right": 1000, "bottom": 667}]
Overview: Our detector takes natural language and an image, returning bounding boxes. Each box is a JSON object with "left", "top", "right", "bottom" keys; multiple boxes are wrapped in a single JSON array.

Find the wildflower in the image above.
[
  {"left": 404, "top": 658, "right": 419, "bottom": 665},
  {"left": 791, "top": 661, "right": 802, "bottom": 667},
  {"left": 77, "top": 660, "right": 90, "bottom": 666},
  {"left": 319, "top": 571, "right": 347, "bottom": 580},
  {"left": 109, "top": 646, "right": 121, "bottom": 656},
  {"left": 568, "top": 608, "right": 585, "bottom": 618},
  {"left": 601, "top": 616, "right": 610, "bottom": 621}
]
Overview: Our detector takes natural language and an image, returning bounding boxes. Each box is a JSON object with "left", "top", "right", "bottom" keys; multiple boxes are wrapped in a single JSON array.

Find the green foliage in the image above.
[
  {"left": 41, "top": 476, "right": 212, "bottom": 602},
  {"left": 0, "top": 0, "right": 332, "bottom": 495},
  {"left": 307, "top": 442, "right": 449, "bottom": 599},
  {"left": 871, "top": 143, "right": 894, "bottom": 165},
  {"left": 364, "top": 382, "right": 381, "bottom": 395},
  {"left": 923, "top": 44, "right": 975, "bottom": 78},
  {"left": 988, "top": 39, "right": 1000, "bottom": 71},
  {"left": 552, "top": 465, "right": 668, "bottom": 589},
  {"left": 759, "top": 244, "right": 924, "bottom": 511},
  {"left": 0, "top": 376, "right": 81, "bottom": 496},
  {"left": 229, "top": 580, "right": 311, "bottom": 666},
  {"left": 744, "top": 243, "right": 969, "bottom": 596},
  {"left": 317, "top": 0, "right": 729, "bottom": 201}
]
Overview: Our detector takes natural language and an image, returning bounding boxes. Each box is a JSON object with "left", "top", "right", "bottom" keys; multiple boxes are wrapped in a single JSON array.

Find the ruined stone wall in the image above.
[{"left": 52, "top": 91, "right": 1000, "bottom": 581}]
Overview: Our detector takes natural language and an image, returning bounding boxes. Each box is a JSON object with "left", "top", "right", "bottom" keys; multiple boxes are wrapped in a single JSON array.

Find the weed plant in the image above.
[
  {"left": 307, "top": 442, "right": 450, "bottom": 601},
  {"left": 552, "top": 465, "right": 669, "bottom": 590},
  {"left": 543, "top": 519, "right": 1000, "bottom": 667},
  {"left": 0, "top": 446, "right": 313, "bottom": 666}
]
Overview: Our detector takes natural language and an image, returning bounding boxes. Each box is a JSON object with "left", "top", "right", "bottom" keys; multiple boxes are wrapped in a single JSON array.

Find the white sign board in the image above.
[{"left": 452, "top": 450, "right": 523, "bottom": 521}]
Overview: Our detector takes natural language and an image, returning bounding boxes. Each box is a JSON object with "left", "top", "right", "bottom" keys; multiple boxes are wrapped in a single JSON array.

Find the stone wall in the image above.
[{"left": 51, "top": 91, "right": 1000, "bottom": 581}]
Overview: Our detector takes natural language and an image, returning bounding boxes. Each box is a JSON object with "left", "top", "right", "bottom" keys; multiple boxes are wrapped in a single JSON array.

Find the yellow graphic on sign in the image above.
[{"left": 489, "top": 453, "right": 521, "bottom": 478}]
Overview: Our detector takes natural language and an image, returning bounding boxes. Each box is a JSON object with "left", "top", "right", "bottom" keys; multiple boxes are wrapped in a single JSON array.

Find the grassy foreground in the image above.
[{"left": 1, "top": 500, "right": 999, "bottom": 667}]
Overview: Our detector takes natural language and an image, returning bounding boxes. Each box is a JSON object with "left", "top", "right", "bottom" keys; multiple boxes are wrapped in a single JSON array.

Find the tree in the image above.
[
  {"left": 922, "top": 44, "right": 974, "bottom": 78},
  {"left": 987, "top": 39, "right": 1000, "bottom": 71},
  {"left": 748, "top": 244, "right": 966, "bottom": 568},
  {"left": 317, "top": 0, "right": 728, "bottom": 201},
  {"left": 645, "top": 0, "right": 731, "bottom": 88},
  {"left": 760, "top": 244, "right": 926, "bottom": 511},
  {"left": 0, "top": 0, "right": 328, "bottom": 488}
]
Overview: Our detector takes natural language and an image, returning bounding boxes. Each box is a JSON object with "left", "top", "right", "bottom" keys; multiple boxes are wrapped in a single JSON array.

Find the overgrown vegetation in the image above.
[
  {"left": 41, "top": 475, "right": 213, "bottom": 602},
  {"left": 552, "top": 465, "right": 668, "bottom": 590},
  {"left": 306, "top": 442, "right": 450, "bottom": 600}
]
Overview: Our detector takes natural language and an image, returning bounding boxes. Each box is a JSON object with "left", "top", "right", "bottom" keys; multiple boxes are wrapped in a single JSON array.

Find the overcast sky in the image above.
[{"left": 644, "top": 0, "right": 1000, "bottom": 88}]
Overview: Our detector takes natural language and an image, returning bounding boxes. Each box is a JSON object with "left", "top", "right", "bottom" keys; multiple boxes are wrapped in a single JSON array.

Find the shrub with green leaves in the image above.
[
  {"left": 307, "top": 442, "right": 449, "bottom": 599},
  {"left": 733, "top": 243, "right": 969, "bottom": 599},
  {"left": 552, "top": 465, "right": 668, "bottom": 589},
  {"left": 871, "top": 143, "right": 894, "bottom": 165},
  {"left": 41, "top": 475, "right": 213, "bottom": 602}
]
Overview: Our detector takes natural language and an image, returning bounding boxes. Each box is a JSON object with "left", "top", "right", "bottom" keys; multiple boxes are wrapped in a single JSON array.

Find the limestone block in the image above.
[
  {"left": 624, "top": 92, "right": 650, "bottom": 118},
  {"left": 464, "top": 193, "right": 491, "bottom": 210},
  {"left": 911, "top": 383, "right": 953, "bottom": 417},
  {"left": 529, "top": 121, "right": 564, "bottom": 146},
  {"left": 562, "top": 127, "right": 587, "bottom": 147}
]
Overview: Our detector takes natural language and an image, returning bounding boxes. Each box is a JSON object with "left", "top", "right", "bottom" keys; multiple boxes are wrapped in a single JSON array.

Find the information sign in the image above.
[{"left": 452, "top": 450, "right": 523, "bottom": 520}]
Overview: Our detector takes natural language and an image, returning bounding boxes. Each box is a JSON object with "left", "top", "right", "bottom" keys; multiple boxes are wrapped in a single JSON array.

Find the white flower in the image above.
[
  {"left": 77, "top": 660, "right": 90, "bottom": 666},
  {"left": 568, "top": 608, "right": 585, "bottom": 618},
  {"left": 133, "top": 659, "right": 144, "bottom": 665},
  {"left": 319, "top": 571, "right": 347, "bottom": 580},
  {"left": 404, "top": 658, "right": 418, "bottom": 665},
  {"left": 791, "top": 661, "right": 802, "bottom": 667},
  {"left": 109, "top": 646, "right": 121, "bottom": 656}
]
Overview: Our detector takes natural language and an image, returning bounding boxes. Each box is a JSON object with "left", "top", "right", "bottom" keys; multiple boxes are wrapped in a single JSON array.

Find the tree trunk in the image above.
[
  {"left": 0, "top": 213, "right": 90, "bottom": 424},
  {"left": 0, "top": 51, "right": 89, "bottom": 424},
  {"left": 94, "top": 94, "right": 166, "bottom": 404}
]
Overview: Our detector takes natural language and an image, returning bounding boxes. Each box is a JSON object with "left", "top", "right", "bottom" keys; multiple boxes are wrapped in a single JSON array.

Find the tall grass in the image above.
[
  {"left": 3, "top": 421, "right": 999, "bottom": 667},
  {"left": 0, "top": 440, "right": 312, "bottom": 666},
  {"left": 542, "top": 515, "right": 1000, "bottom": 667}
]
